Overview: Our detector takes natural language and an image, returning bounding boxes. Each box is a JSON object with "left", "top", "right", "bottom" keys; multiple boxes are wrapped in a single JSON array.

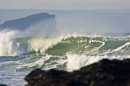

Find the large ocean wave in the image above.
[
  {"left": 1, "top": 35, "right": 130, "bottom": 56},
  {"left": 0, "top": 35, "right": 130, "bottom": 71},
  {"left": 0, "top": 11, "right": 130, "bottom": 85}
]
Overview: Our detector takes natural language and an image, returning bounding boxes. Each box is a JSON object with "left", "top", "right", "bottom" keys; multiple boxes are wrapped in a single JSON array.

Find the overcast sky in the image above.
[{"left": 0, "top": 0, "right": 130, "bottom": 10}]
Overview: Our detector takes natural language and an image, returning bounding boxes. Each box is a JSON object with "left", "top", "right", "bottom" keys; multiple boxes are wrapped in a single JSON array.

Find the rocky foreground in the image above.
[{"left": 25, "top": 59, "right": 130, "bottom": 86}]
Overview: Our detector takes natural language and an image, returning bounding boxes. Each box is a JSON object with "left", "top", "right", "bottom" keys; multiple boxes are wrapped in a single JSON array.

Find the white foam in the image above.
[
  {"left": 0, "top": 30, "right": 19, "bottom": 56},
  {"left": 0, "top": 28, "right": 63, "bottom": 56},
  {"left": 27, "top": 37, "right": 62, "bottom": 53},
  {"left": 66, "top": 53, "right": 129, "bottom": 71},
  {"left": 17, "top": 55, "right": 51, "bottom": 69}
]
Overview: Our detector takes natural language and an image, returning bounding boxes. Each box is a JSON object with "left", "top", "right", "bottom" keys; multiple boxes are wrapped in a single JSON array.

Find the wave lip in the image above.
[{"left": 46, "top": 36, "right": 130, "bottom": 56}]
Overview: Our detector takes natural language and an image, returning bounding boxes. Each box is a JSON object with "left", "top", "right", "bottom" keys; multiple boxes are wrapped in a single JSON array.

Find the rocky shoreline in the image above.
[{"left": 25, "top": 59, "right": 130, "bottom": 86}]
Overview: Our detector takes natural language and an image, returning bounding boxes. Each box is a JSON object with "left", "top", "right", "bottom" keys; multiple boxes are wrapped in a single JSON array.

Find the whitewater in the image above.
[
  {"left": 1, "top": 33, "right": 130, "bottom": 85},
  {"left": 0, "top": 10, "right": 130, "bottom": 85}
]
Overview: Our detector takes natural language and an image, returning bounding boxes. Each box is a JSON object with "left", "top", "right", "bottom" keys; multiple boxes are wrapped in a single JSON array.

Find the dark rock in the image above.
[
  {"left": 0, "top": 84, "right": 7, "bottom": 86},
  {"left": 25, "top": 59, "right": 130, "bottom": 86},
  {"left": 0, "top": 13, "right": 55, "bottom": 30},
  {"left": 0, "top": 13, "right": 57, "bottom": 36}
]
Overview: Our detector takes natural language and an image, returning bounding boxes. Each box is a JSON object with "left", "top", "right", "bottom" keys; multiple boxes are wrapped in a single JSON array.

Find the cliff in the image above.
[{"left": 0, "top": 13, "right": 57, "bottom": 37}]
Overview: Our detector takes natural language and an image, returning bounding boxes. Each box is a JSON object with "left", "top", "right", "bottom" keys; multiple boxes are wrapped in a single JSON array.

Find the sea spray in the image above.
[
  {"left": 0, "top": 30, "right": 19, "bottom": 56},
  {"left": 1, "top": 35, "right": 130, "bottom": 71},
  {"left": 66, "top": 54, "right": 108, "bottom": 71},
  {"left": 27, "top": 37, "right": 63, "bottom": 53},
  {"left": 66, "top": 53, "right": 129, "bottom": 71},
  {"left": 0, "top": 13, "right": 57, "bottom": 56},
  {"left": 0, "top": 30, "right": 63, "bottom": 56}
]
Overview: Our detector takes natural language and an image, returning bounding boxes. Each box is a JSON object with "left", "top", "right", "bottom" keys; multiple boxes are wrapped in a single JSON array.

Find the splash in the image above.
[
  {"left": 27, "top": 37, "right": 63, "bottom": 53},
  {"left": 0, "top": 30, "right": 19, "bottom": 56},
  {"left": 66, "top": 53, "right": 130, "bottom": 71}
]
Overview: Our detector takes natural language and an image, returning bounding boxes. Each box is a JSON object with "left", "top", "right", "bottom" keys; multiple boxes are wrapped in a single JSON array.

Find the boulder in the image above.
[{"left": 25, "top": 59, "right": 130, "bottom": 86}]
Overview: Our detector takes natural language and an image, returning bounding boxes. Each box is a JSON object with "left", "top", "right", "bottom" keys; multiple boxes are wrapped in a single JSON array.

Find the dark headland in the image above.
[
  {"left": 0, "top": 13, "right": 56, "bottom": 31},
  {"left": 25, "top": 59, "right": 130, "bottom": 86}
]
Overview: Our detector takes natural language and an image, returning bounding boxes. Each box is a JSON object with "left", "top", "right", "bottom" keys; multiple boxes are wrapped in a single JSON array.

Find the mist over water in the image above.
[
  {"left": 0, "top": 10, "right": 130, "bottom": 85},
  {"left": 1, "top": 10, "right": 130, "bottom": 34},
  {"left": 0, "top": 10, "right": 130, "bottom": 56},
  {"left": 51, "top": 11, "right": 130, "bottom": 35}
]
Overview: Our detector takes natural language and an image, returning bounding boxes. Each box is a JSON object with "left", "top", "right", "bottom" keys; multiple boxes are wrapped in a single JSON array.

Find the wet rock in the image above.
[
  {"left": 25, "top": 59, "right": 130, "bottom": 86},
  {"left": 0, "top": 84, "right": 7, "bottom": 86}
]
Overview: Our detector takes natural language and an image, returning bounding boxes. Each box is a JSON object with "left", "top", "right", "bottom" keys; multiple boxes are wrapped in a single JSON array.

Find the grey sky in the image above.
[{"left": 0, "top": 0, "right": 130, "bottom": 10}]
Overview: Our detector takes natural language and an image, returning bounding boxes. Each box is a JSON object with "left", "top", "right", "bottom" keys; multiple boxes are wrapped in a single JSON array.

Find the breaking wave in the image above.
[
  {"left": 0, "top": 35, "right": 130, "bottom": 71},
  {"left": 1, "top": 34, "right": 130, "bottom": 56},
  {"left": 46, "top": 35, "right": 130, "bottom": 56}
]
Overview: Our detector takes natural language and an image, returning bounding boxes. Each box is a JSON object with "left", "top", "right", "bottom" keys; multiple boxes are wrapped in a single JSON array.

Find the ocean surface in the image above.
[{"left": 0, "top": 10, "right": 130, "bottom": 85}]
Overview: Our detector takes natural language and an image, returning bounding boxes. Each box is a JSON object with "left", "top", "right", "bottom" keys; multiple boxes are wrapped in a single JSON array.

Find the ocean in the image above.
[{"left": 0, "top": 10, "right": 130, "bottom": 85}]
